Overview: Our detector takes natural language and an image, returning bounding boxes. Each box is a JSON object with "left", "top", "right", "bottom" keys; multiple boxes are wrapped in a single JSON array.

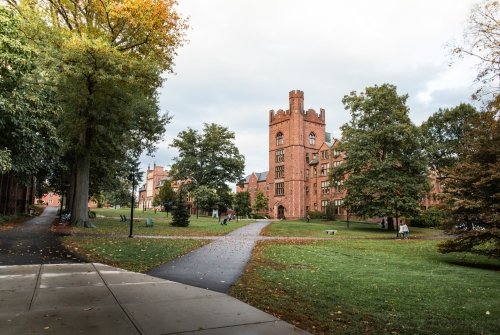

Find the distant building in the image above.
[
  {"left": 238, "top": 90, "right": 347, "bottom": 219},
  {"left": 38, "top": 192, "right": 61, "bottom": 207},
  {"left": 137, "top": 163, "right": 169, "bottom": 209}
]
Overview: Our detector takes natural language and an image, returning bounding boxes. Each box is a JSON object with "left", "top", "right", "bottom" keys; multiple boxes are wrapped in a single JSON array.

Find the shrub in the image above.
[
  {"left": 308, "top": 210, "right": 326, "bottom": 220},
  {"left": 411, "top": 207, "right": 445, "bottom": 227}
]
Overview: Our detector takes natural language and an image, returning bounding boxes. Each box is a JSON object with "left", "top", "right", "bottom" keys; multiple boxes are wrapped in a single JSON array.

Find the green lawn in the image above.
[
  {"left": 63, "top": 236, "right": 209, "bottom": 273},
  {"left": 79, "top": 208, "right": 253, "bottom": 236},
  {"left": 263, "top": 220, "right": 443, "bottom": 239},
  {"left": 230, "top": 239, "right": 500, "bottom": 335}
]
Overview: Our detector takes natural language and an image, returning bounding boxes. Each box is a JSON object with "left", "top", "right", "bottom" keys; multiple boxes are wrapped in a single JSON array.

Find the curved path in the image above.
[
  {"left": 0, "top": 207, "right": 81, "bottom": 265},
  {"left": 147, "top": 220, "right": 272, "bottom": 293}
]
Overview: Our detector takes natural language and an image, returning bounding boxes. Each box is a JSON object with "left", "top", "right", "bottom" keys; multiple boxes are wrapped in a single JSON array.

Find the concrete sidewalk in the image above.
[{"left": 0, "top": 263, "right": 311, "bottom": 335}]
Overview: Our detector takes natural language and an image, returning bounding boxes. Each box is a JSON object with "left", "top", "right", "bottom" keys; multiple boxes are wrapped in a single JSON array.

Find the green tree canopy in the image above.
[
  {"left": 170, "top": 123, "right": 245, "bottom": 190},
  {"left": 421, "top": 103, "right": 480, "bottom": 178},
  {"left": 253, "top": 190, "right": 268, "bottom": 213},
  {"left": 8, "top": 0, "right": 187, "bottom": 225},
  {"left": 0, "top": 6, "right": 60, "bottom": 182},
  {"left": 194, "top": 186, "right": 218, "bottom": 213},
  {"left": 439, "top": 110, "right": 499, "bottom": 259},
  {"left": 154, "top": 179, "right": 176, "bottom": 211},
  {"left": 331, "top": 84, "right": 429, "bottom": 230},
  {"left": 233, "top": 191, "right": 252, "bottom": 218}
]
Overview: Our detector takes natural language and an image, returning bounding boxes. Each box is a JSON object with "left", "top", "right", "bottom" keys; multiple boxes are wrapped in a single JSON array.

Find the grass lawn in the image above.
[
  {"left": 263, "top": 220, "right": 443, "bottom": 239},
  {"left": 77, "top": 208, "right": 253, "bottom": 236},
  {"left": 230, "top": 239, "right": 500, "bottom": 335},
  {"left": 62, "top": 236, "right": 209, "bottom": 273}
]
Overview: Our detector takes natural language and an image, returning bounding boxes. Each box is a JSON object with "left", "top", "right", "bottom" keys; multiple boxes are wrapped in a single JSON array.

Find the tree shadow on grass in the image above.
[{"left": 444, "top": 259, "right": 500, "bottom": 271}]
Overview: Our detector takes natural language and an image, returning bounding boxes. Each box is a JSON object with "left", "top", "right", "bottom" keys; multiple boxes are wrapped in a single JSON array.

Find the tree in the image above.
[
  {"left": 155, "top": 179, "right": 176, "bottom": 212},
  {"left": 233, "top": 191, "right": 252, "bottom": 220},
  {"left": 171, "top": 186, "right": 190, "bottom": 227},
  {"left": 451, "top": 0, "right": 500, "bottom": 107},
  {"left": 8, "top": 0, "right": 187, "bottom": 225},
  {"left": 253, "top": 190, "right": 268, "bottom": 214},
  {"left": 0, "top": 6, "right": 60, "bottom": 182},
  {"left": 421, "top": 103, "right": 480, "bottom": 178},
  {"left": 438, "top": 110, "right": 499, "bottom": 259},
  {"left": 331, "top": 84, "right": 429, "bottom": 231},
  {"left": 170, "top": 123, "right": 245, "bottom": 191},
  {"left": 194, "top": 186, "right": 218, "bottom": 214}
]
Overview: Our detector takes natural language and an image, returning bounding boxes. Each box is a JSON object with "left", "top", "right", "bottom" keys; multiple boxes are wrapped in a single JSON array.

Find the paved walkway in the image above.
[
  {"left": 0, "top": 212, "right": 311, "bottom": 334},
  {"left": 0, "top": 263, "right": 310, "bottom": 334},
  {"left": 147, "top": 221, "right": 272, "bottom": 293},
  {"left": 0, "top": 207, "right": 81, "bottom": 265}
]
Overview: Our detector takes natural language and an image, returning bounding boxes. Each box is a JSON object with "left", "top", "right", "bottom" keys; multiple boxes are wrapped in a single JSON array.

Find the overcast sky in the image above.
[{"left": 140, "top": 0, "right": 479, "bottom": 184}]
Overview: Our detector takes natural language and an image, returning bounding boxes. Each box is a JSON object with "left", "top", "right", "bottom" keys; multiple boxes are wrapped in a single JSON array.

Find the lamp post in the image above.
[{"left": 129, "top": 172, "right": 135, "bottom": 238}]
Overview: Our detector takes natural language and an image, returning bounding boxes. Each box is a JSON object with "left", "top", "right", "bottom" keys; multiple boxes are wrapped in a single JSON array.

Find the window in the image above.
[
  {"left": 305, "top": 153, "right": 310, "bottom": 163},
  {"left": 275, "top": 182, "right": 284, "bottom": 196},
  {"left": 309, "top": 132, "right": 316, "bottom": 145},
  {"left": 333, "top": 148, "right": 341, "bottom": 157},
  {"left": 321, "top": 150, "right": 329, "bottom": 160},
  {"left": 320, "top": 163, "right": 330, "bottom": 176},
  {"left": 334, "top": 199, "right": 344, "bottom": 214},
  {"left": 321, "top": 181, "right": 330, "bottom": 194},
  {"left": 314, "top": 203, "right": 318, "bottom": 211},
  {"left": 275, "top": 165, "right": 284, "bottom": 179},
  {"left": 313, "top": 167, "right": 317, "bottom": 177},
  {"left": 275, "top": 149, "right": 284, "bottom": 162},
  {"left": 321, "top": 200, "right": 329, "bottom": 212},
  {"left": 276, "top": 132, "right": 284, "bottom": 145},
  {"left": 333, "top": 160, "right": 343, "bottom": 167},
  {"left": 313, "top": 183, "right": 317, "bottom": 194},
  {"left": 305, "top": 185, "right": 309, "bottom": 195},
  {"left": 305, "top": 169, "right": 309, "bottom": 179},
  {"left": 334, "top": 180, "right": 344, "bottom": 193}
]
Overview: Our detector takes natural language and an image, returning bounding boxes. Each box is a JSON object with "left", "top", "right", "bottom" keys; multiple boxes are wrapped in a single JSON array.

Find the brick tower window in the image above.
[
  {"left": 309, "top": 132, "right": 316, "bottom": 145},
  {"left": 275, "top": 149, "right": 284, "bottom": 162},
  {"left": 276, "top": 132, "right": 284, "bottom": 145},
  {"left": 275, "top": 165, "right": 284, "bottom": 178},
  {"left": 275, "top": 182, "right": 284, "bottom": 196}
]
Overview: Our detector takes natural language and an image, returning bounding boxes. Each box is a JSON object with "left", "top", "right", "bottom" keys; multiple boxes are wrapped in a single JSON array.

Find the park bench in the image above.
[
  {"left": 146, "top": 217, "right": 153, "bottom": 227},
  {"left": 119, "top": 215, "right": 127, "bottom": 222},
  {"left": 325, "top": 229, "right": 337, "bottom": 235}
]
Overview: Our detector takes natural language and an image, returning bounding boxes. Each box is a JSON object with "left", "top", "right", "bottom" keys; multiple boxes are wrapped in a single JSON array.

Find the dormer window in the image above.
[
  {"left": 276, "top": 132, "right": 284, "bottom": 145},
  {"left": 309, "top": 132, "right": 316, "bottom": 145}
]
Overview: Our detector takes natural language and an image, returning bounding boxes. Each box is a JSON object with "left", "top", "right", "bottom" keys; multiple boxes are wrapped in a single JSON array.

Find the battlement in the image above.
[
  {"left": 289, "top": 90, "right": 304, "bottom": 99},
  {"left": 270, "top": 90, "right": 325, "bottom": 125}
]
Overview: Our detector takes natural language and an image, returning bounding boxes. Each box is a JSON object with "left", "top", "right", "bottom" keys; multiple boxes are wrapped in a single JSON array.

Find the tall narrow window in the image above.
[
  {"left": 275, "top": 165, "right": 284, "bottom": 179},
  {"left": 275, "top": 182, "right": 284, "bottom": 196},
  {"left": 321, "top": 181, "right": 330, "bottom": 194},
  {"left": 305, "top": 153, "right": 310, "bottom": 163},
  {"left": 305, "top": 169, "right": 310, "bottom": 179},
  {"left": 275, "top": 149, "right": 284, "bottom": 162},
  {"left": 276, "top": 132, "right": 284, "bottom": 145},
  {"left": 309, "top": 132, "right": 316, "bottom": 145}
]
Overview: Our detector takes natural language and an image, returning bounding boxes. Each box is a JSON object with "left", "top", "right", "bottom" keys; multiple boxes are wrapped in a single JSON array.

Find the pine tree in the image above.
[{"left": 171, "top": 186, "right": 190, "bottom": 227}]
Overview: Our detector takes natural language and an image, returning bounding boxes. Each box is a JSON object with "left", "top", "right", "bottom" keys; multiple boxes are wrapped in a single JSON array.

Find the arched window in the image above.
[
  {"left": 276, "top": 132, "right": 284, "bottom": 145},
  {"left": 309, "top": 132, "right": 316, "bottom": 145}
]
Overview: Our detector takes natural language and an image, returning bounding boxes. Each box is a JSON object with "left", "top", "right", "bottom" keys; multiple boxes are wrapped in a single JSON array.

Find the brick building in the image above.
[
  {"left": 137, "top": 163, "right": 169, "bottom": 209},
  {"left": 238, "top": 90, "right": 347, "bottom": 219}
]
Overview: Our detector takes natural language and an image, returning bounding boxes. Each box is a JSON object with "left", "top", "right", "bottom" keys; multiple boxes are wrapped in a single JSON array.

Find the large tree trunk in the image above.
[
  {"left": 67, "top": 167, "right": 76, "bottom": 214},
  {"left": 72, "top": 152, "right": 90, "bottom": 226},
  {"left": 387, "top": 217, "right": 395, "bottom": 231}
]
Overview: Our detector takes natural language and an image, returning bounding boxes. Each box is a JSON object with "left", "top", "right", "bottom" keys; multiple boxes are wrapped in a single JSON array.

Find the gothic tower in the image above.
[{"left": 268, "top": 90, "right": 326, "bottom": 219}]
